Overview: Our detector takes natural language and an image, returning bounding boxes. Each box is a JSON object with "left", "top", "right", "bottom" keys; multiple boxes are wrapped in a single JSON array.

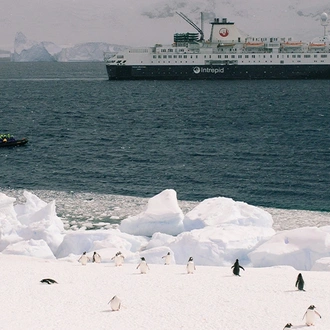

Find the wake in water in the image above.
[{"left": 1, "top": 189, "right": 330, "bottom": 231}]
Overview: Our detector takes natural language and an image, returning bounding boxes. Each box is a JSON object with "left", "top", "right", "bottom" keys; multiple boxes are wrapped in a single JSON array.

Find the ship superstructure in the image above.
[{"left": 105, "top": 12, "right": 330, "bottom": 80}]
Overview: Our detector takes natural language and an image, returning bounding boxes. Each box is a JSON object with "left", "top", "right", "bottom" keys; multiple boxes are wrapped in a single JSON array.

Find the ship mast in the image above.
[
  {"left": 176, "top": 12, "right": 204, "bottom": 41},
  {"left": 320, "top": 12, "right": 329, "bottom": 37}
]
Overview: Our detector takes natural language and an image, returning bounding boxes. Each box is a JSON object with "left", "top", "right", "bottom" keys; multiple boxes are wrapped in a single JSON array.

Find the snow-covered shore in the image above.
[{"left": 1, "top": 254, "right": 329, "bottom": 330}]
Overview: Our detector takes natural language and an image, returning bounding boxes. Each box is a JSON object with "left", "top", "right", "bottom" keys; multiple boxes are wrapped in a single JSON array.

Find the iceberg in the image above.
[{"left": 12, "top": 32, "right": 126, "bottom": 62}]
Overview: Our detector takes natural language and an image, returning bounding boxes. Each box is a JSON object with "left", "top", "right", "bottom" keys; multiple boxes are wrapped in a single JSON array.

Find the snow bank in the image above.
[
  {"left": 120, "top": 189, "right": 184, "bottom": 236},
  {"left": 1, "top": 189, "right": 330, "bottom": 271}
]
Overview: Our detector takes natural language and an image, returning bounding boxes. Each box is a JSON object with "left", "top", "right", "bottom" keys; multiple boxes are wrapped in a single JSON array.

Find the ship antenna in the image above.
[
  {"left": 320, "top": 12, "right": 329, "bottom": 37},
  {"left": 176, "top": 12, "right": 204, "bottom": 41}
]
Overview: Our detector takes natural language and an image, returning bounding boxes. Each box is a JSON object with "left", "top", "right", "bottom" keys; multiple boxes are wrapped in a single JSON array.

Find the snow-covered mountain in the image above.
[
  {"left": 12, "top": 32, "right": 126, "bottom": 62},
  {"left": 3, "top": 0, "right": 330, "bottom": 61}
]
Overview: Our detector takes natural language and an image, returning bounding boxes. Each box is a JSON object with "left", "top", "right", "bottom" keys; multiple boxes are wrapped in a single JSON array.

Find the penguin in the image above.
[
  {"left": 303, "top": 305, "right": 321, "bottom": 326},
  {"left": 40, "top": 278, "right": 58, "bottom": 285},
  {"left": 186, "top": 257, "right": 196, "bottom": 274},
  {"left": 283, "top": 323, "right": 292, "bottom": 329},
  {"left": 295, "top": 273, "right": 305, "bottom": 291},
  {"left": 231, "top": 259, "right": 245, "bottom": 276},
  {"left": 92, "top": 251, "right": 102, "bottom": 263},
  {"left": 111, "top": 251, "right": 125, "bottom": 266},
  {"left": 108, "top": 295, "right": 121, "bottom": 311},
  {"left": 78, "top": 252, "right": 90, "bottom": 265},
  {"left": 162, "top": 252, "right": 171, "bottom": 265},
  {"left": 136, "top": 257, "right": 150, "bottom": 274}
]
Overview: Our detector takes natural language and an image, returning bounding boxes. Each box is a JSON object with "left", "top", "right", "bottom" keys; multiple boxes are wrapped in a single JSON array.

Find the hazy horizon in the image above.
[{"left": 1, "top": 0, "right": 330, "bottom": 51}]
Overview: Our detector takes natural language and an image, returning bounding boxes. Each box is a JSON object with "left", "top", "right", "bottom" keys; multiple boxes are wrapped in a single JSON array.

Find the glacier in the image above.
[{"left": 12, "top": 32, "right": 126, "bottom": 62}]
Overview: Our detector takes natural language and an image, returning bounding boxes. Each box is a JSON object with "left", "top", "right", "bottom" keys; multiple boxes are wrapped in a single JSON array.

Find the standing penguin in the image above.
[
  {"left": 162, "top": 252, "right": 171, "bottom": 265},
  {"left": 303, "top": 305, "right": 321, "bottom": 326},
  {"left": 108, "top": 295, "right": 121, "bottom": 311},
  {"left": 136, "top": 257, "right": 150, "bottom": 274},
  {"left": 92, "top": 251, "right": 102, "bottom": 263},
  {"left": 283, "top": 323, "right": 292, "bottom": 329},
  {"left": 295, "top": 273, "right": 305, "bottom": 291},
  {"left": 78, "top": 252, "right": 90, "bottom": 265},
  {"left": 186, "top": 257, "right": 196, "bottom": 274},
  {"left": 111, "top": 251, "right": 125, "bottom": 266},
  {"left": 231, "top": 259, "right": 245, "bottom": 276}
]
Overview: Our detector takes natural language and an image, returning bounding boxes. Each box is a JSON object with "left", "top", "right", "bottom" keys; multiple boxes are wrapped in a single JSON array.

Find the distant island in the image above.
[{"left": 1, "top": 32, "right": 127, "bottom": 62}]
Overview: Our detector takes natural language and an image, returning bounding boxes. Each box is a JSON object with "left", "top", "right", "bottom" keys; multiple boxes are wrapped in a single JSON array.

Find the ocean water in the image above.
[{"left": 0, "top": 62, "right": 330, "bottom": 230}]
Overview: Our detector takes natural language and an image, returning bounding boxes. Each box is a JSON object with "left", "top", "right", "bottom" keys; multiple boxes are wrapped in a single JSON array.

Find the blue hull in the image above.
[{"left": 106, "top": 64, "right": 330, "bottom": 80}]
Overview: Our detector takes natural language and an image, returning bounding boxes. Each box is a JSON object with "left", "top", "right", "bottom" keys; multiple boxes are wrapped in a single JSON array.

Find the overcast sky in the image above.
[{"left": 1, "top": 0, "right": 329, "bottom": 50}]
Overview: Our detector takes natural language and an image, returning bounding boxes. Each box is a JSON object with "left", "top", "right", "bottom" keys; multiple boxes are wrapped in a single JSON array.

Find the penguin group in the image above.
[
  {"left": 284, "top": 304, "right": 322, "bottom": 328},
  {"left": 42, "top": 249, "right": 324, "bottom": 323},
  {"left": 282, "top": 273, "right": 322, "bottom": 328}
]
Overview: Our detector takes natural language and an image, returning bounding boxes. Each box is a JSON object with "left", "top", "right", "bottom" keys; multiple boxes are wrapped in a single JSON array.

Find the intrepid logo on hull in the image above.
[{"left": 193, "top": 67, "right": 225, "bottom": 74}]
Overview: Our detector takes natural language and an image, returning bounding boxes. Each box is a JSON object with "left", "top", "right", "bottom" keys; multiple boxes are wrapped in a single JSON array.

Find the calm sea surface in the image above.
[{"left": 0, "top": 62, "right": 330, "bottom": 229}]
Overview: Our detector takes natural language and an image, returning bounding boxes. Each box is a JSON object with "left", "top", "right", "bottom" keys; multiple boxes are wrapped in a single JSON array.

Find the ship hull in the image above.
[{"left": 106, "top": 64, "right": 330, "bottom": 80}]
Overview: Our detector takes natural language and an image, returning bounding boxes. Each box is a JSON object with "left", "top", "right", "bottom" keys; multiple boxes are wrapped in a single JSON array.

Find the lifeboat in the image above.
[
  {"left": 243, "top": 42, "right": 264, "bottom": 48},
  {"left": 308, "top": 42, "right": 326, "bottom": 49},
  {"left": 281, "top": 41, "right": 303, "bottom": 49}
]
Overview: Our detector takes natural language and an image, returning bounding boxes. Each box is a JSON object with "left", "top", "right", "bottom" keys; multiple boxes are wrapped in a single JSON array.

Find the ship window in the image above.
[
  {"left": 314, "top": 55, "right": 318, "bottom": 58},
  {"left": 321, "top": 54, "right": 327, "bottom": 58},
  {"left": 163, "top": 55, "right": 167, "bottom": 58},
  {"left": 184, "top": 55, "right": 187, "bottom": 58},
  {"left": 297, "top": 55, "right": 301, "bottom": 58},
  {"left": 168, "top": 49, "right": 173, "bottom": 52},
  {"left": 173, "top": 55, "right": 177, "bottom": 58},
  {"left": 153, "top": 55, "right": 156, "bottom": 59},
  {"left": 292, "top": 55, "right": 296, "bottom": 58},
  {"left": 225, "top": 55, "right": 228, "bottom": 58},
  {"left": 238, "top": 55, "right": 242, "bottom": 58},
  {"left": 252, "top": 55, "right": 255, "bottom": 58},
  {"left": 168, "top": 55, "right": 172, "bottom": 58},
  {"left": 158, "top": 55, "right": 161, "bottom": 58},
  {"left": 218, "top": 55, "right": 221, "bottom": 58},
  {"left": 245, "top": 55, "right": 249, "bottom": 58},
  {"left": 179, "top": 55, "right": 182, "bottom": 58},
  {"left": 304, "top": 55, "right": 311, "bottom": 58},
  {"left": 161, "top": 49, "right": 166, "bottom": 52},
  {"left": 231, "top": 55, "right": 235, "bottom": 58},
  {"left": 287, "top": 55, "right": 290, "bottom": 58}
]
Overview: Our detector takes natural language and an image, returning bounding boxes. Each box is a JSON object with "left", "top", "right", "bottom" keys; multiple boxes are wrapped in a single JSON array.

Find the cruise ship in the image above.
[{"left": 105, "top": 12, "right": 330, "bottom": 80}]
